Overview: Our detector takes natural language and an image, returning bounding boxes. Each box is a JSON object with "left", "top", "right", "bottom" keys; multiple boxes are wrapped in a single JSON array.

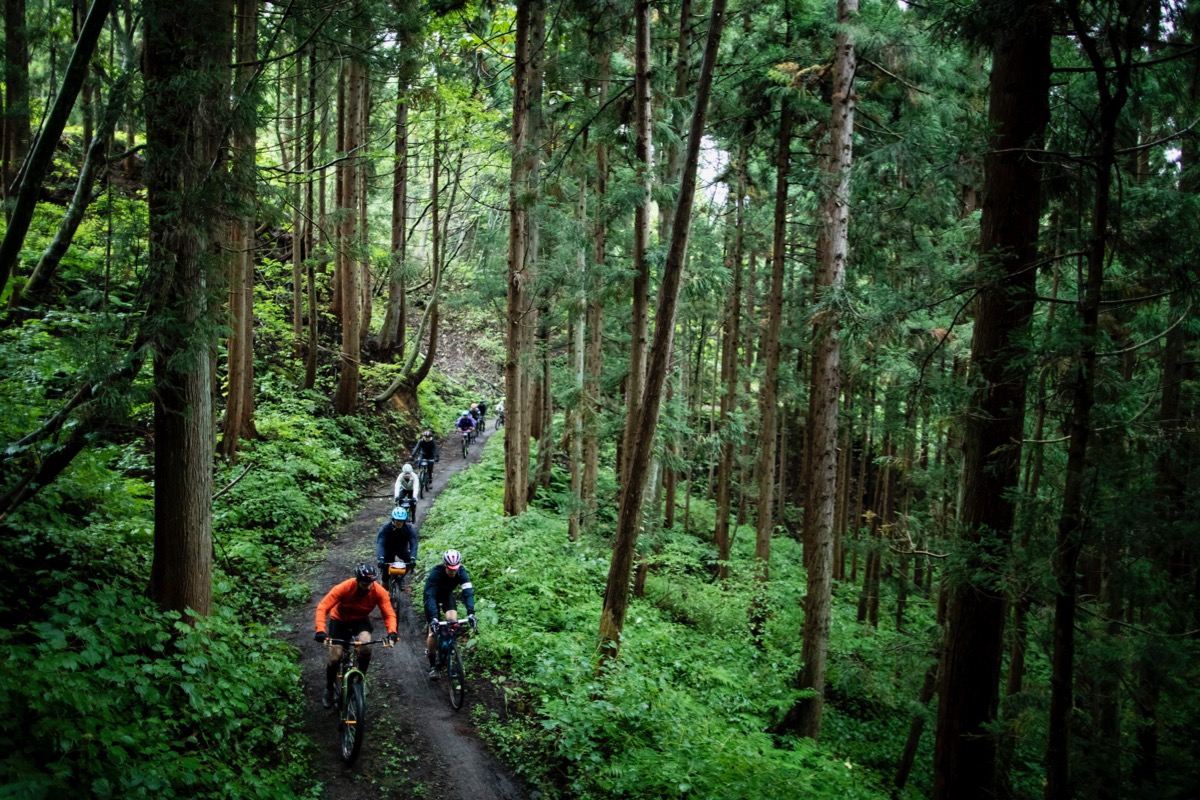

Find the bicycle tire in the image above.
[
  {"left": 389, "top": 577, "right": 403, "bottom": 620},
  {"left": 340, "top": 673, "right": 365, "bottom": 764},
  {"left": 461, "top": 436, "right": 468, "bottom": 459},
  {"left": 418, "top": 472, "right": 425, "bottom": 499},
  {"left": 448, "top": 644, "right": 465, "bottom": 710}
]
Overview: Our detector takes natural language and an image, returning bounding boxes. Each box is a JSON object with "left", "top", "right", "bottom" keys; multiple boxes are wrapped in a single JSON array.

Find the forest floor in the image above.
[{"left": 280, "top": 422, "right": 530, "bottom": 800}]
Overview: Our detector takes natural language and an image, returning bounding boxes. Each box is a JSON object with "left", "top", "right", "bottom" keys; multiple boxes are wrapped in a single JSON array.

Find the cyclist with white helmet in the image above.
[
  {"left": 454, "top": 409, "right": 476, "bottom": 435},
  {"left": 423, "top": 548, "right": 476, "bottom": 677},
  {"left": 393, "top": 463, "right": 418, "bottom": 503}
]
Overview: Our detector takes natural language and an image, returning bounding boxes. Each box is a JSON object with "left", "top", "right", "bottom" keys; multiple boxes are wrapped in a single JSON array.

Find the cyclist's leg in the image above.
[
  {"left": 326, "top": 618, "right": 355, "bottom": 698},
  {"left": 353, "top": 623, "right": 374, "bottom": 672}
]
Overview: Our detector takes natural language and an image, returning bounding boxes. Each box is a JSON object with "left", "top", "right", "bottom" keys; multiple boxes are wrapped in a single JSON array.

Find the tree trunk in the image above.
[
  {"left": 933, "top": 5, "right": 1051, "bottom": 797},
  {"left": 0, "top": 0, "right": 114, "bottom": 298},
  {"left": 16, "top": 34, "right": 136, "bottom": 312},
  {"left": 598, "top": 0, "right": 727, "bottom": 663},
  {"left": 143, "top": 0, "right": 233, "bottom": 618},
  {"left": 3, "top": 0, "right": 29, "bottom": 203},
  {"left": 750, "top": 96, "right": 792, "bottom": 611},
  {"left": 582, "top": 49, "right": 609, "bottom": 533},
  {"left": 714, "top": 146, "right": 746, "bottom": 579},
  {"left": 379, "top": 78, "right": 409, "bottom": 358},
  {"left": 332, "top": 44, "right": 363, "bottom": 415},
  {"left": 1045, "top": 7, "right": 1133, "bottom": 798},
  {"left": 620, "top": 0, "right": 654, "bottom": 491},
  {"left": 219, "top": 0, "right": 259, "bottom": 458},
  {"left": 776, "top": 0, "right": 857, "bottom": 740},
  {"left": 504, "top": 0, "right": 537, "bottom": 516}
]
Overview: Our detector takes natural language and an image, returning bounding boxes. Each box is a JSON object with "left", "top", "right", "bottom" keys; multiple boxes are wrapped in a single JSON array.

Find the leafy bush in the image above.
[
  {"left": 0, "top": 580, "right": 316, "bottom": 800},
  {"left": 420, "top": 439, "right": 897, "bottom": 800}
]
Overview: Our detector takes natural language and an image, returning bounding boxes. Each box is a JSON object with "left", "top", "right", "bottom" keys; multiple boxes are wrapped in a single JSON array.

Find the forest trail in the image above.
[{"left": 280, "top": 422, "right": 528, "bottom": 800}]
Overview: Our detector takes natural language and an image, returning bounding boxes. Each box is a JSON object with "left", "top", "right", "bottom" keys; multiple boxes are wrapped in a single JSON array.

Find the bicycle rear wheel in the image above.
[
  {"left": 447, "top": 645, "right": 465, "bottom": 710},
  {"left": 340, "top": 673, "right": 366, "bottom": 764}
]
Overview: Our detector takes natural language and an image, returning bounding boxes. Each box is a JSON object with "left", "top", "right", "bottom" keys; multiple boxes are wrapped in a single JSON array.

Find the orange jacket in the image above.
[{"left": 314, "top": 578, "right": 397, "bottom": 635}]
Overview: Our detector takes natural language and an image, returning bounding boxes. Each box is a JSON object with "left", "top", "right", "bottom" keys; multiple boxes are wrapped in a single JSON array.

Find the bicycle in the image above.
[
  {"left": 326, "top": 637, "right": 392, "bottom": 764},
  {"left": 417, "top": 458, "right": 435, "bottom": 498},
  {"left": 384, "top": 560, "right": 409, "bottom": 621},
  {"left": 495, "top": 410, "right": 504, "bottom": 428},
  {"left": 460, "top": 429, "right": 472, "bottom": 458},
  {"left": 429, "top": 619, "right": 474, "bottom": 710}
]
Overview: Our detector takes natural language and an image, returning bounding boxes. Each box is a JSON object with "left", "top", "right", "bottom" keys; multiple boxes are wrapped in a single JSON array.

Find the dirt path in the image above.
[{"left": 281, "top": 423, "right": 528, "bottom": 800}]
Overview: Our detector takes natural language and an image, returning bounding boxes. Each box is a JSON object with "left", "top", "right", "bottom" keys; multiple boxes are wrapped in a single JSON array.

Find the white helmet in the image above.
[{"left": 402, "top": 463, "right": 414, "bottom": 475}]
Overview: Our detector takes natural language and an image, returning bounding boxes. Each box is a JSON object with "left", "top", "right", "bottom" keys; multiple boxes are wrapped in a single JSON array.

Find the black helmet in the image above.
[{"left": 354, "top": 563, "right": 377, "bottom": 581}]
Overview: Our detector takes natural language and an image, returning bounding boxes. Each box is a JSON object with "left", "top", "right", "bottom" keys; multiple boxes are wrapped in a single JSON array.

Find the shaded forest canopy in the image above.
[{"left": 1, "top": 0, "right": 1198, "bottom": 798}]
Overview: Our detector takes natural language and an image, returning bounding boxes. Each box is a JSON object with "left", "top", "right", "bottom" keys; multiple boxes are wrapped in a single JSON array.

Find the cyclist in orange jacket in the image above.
[{"left": 314, "top": 563, "right": 398, "bottom": 707}]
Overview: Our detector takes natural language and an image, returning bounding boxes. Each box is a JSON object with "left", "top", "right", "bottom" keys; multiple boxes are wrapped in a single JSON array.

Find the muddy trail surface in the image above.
[{"left": 281, "top": 422, "right": 529, "bottom": 800}]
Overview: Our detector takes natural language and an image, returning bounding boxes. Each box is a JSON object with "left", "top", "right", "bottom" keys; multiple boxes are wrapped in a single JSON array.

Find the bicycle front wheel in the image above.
[
  {"left": 340, "top": 673, "right": 366, "bottom": 764},
  {"left": 389, "top": 577, "right": 403, "bottom": 619},
  {"left": 461, "top": 436, "right": 468, "bottom": 458},
  {"left": 447, "top": 645, "right": 466, "bottom": 710}
]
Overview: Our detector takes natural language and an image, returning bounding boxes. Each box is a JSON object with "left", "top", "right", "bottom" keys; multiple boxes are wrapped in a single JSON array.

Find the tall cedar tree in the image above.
[
  {"left": 144, "top": 0, "right": 235, "bottom": 617},
  {"left": 933, "top": 3, "right": 1052, "bottom": 797}
]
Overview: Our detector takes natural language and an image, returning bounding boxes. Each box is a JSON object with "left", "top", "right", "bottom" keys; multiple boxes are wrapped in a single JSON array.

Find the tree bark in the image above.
[
  {"left": 933, "top": 5, "right": 1051, "bottom": 797},
  {"left": 143, "top": 0, "right": 233, "bottom": 618}
]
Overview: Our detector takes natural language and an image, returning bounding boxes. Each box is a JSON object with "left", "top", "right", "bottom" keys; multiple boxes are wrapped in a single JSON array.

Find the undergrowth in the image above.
[{"left": 415, "top": 436, "right": 927, "bottom": 800}]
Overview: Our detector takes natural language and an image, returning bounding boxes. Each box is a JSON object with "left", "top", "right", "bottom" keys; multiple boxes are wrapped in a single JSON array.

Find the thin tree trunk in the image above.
[
  {"left": 777, "top": 0, "right": 857, "bottom": 740},
  {"left": 219, "top": 0, "right": 259, "bottom": 458},
  {"left": 1045, "top": 8, "right": 1133, "bottom": 798},
  {"left": 714, "top": 146, "right": 746, "bottom": 579},
  {"left": 16, "top": 35, "right": 136, "bottom": 311},
  {"left": 0, "top": 0, "right": 114, "bottom": 297},
  {"left": 750, "top": 96, "right": 792, "bottom": 617},
  {"left": 598, "top": 0, "right": 727, "bottom": 663},
  {"left": 380, "top": 78, "right": 409, "bottom": 357},
  {"left": 620, "top": 0, "right": 654, "bottom": 490}
]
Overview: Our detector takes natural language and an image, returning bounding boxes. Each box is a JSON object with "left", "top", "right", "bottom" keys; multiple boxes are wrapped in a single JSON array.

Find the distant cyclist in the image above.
[
  {"left": 376, "top": 504, "right": 418, "bottom": 581},
  {"left": 393, "top": 463, "right": 418, "bottom": 503},
  {"left": 314, "top": 564, "right": 398, "bottom": 707},
  {"left": 477, "top": 399, "right": 488, "bottom": 431},
  {"left": 424, "top": 549, "right": 476, "bottom": 677},
  {"left": 455, "top": 409, "right": 476, "bottom": 437},
  {"left": 411, "top": 429, "right": 440, "bottom": 468},
  {"left": 495, "top": 399, "right": 505, "bottom": 427}
]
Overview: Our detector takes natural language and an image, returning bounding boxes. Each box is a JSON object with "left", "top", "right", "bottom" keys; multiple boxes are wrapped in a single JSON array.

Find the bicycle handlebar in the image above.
[{"left": 325, "top": 638, "right": 393, "bottom": 648}]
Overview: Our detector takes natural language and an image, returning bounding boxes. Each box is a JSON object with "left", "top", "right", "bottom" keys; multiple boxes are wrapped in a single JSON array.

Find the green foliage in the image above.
[
  {"left": 0, "top": 581, "right": 316, "bottom": 799},
  {"left": 420, "top": 441, "right": 897, "bottom": 800}
]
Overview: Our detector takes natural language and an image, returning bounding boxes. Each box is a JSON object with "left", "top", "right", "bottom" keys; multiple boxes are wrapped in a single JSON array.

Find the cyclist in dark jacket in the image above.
[
  {"left": 376, "top": 504, "right": 418, "bottom": 578},
  {"left": 411, "top": 428, "right": 440, "bottom": 463},
  {"left": 424, "top": 549, "right": 476, "bottom": 676}
]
